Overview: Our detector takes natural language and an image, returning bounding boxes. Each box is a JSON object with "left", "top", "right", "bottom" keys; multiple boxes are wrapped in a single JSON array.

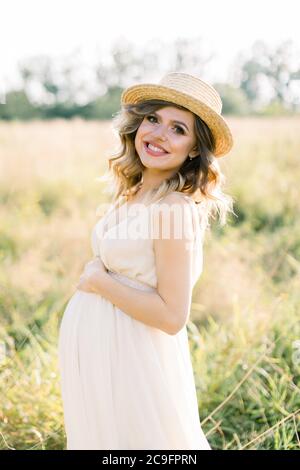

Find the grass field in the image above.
[{"left": 0, "top": 116, "right": 299, "bottom": 450}]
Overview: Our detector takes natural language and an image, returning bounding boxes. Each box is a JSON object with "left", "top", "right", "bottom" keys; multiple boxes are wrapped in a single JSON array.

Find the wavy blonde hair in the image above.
[{"left": 102, "top": 99, "right": 236, "bottom": 235}]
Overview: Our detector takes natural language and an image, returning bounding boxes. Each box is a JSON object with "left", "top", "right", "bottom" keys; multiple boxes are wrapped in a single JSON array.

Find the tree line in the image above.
[{"left": 0, "top": 38, "right": 299, "bottom": 120}]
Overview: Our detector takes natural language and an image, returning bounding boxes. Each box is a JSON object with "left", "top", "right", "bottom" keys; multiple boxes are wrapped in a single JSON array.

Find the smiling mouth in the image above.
[{"left": 144, "top": 142, "right": 170, "bottom": 157}]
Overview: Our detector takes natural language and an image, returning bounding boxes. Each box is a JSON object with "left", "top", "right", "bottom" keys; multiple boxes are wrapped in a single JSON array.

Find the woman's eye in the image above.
[
  {"left": 146, "top": 115, "right": 185, "bottom": 134},
  {"left": 174, "top": 125, "right": 184, "bottom": 135},
  {"left": 146, "top": 115, "right": 157, "bottom": 123}
]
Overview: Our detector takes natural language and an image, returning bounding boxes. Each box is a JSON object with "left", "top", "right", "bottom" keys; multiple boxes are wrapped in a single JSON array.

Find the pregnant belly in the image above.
[
  {"left": 59, "top": 289, "right": 115, "bottom": 339},
  {"left": 57, "top": 273, "right": 173, "bottom": 379},
  {"left": 58, "top": 271, "right": 156, "bottom": 349}
]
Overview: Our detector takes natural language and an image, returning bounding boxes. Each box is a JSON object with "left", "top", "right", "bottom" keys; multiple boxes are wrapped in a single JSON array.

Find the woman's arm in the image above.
[
  {"left": 96, "top": 274, "right": 178, "bottom": 335},
  {"left": 89, "top": 193, "right": 197, "bottom": 335}
]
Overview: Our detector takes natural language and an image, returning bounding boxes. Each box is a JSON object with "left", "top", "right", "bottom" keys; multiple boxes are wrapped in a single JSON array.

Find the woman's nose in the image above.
[{"left": 152, "top": 125, "right": 168, "bottom": 141}]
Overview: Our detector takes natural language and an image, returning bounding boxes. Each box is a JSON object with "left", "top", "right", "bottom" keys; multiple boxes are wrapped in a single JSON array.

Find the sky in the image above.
[{"left": 1, "top": 0, "right": 300, "bottom": 94}]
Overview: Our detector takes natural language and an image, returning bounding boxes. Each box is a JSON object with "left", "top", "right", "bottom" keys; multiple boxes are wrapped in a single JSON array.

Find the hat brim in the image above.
[{"left": 121, "top": 83, "right": 233, "bottom": 157}]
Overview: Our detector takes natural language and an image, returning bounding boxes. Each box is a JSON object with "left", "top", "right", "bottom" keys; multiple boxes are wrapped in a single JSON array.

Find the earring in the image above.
[{"left": 188, "top": 156, "right": 193, "bottom": 161}]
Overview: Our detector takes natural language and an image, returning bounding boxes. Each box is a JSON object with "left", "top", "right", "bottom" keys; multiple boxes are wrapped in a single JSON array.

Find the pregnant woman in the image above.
[{"left": 58, "top": 72, "right": 234, "bottom": 450}]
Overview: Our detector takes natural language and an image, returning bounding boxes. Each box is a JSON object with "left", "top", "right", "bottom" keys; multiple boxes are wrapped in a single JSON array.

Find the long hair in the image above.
[{"left": 102, "top": 99, "right": 236, "bottom": 235}]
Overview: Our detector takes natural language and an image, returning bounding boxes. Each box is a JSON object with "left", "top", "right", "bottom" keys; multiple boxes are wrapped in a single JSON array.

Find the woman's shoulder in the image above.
[
  {"left": 151, "top": 191, "right": 197, "bottom": 214},
  {"left": 150, "top": 190, "right": 197, "bottom": 224},
  {"left": 149, "top": 191, "right": 201, "bottom": 244},
  {"left": 153, "top": 191, "right": 205, "bottom": 239}
]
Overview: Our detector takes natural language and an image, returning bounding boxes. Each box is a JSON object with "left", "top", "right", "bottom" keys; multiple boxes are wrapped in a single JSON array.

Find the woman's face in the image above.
[{"left": 134, "top": 106, "right": 198, "bottom": 172}]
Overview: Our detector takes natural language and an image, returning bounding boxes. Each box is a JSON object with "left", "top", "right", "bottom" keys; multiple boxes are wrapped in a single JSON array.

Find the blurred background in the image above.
[{"left": 0, "top": 0, "right": 299, "bottom": 450}]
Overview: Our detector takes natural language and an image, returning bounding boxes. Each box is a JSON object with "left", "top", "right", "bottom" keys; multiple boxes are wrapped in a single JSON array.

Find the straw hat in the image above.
[{"left": 121, "top": 72, "right": 233, "bottom": 157}]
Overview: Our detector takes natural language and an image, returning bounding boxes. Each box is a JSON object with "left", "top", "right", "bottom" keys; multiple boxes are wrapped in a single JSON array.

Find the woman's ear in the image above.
[{"left": 188, "top": 147, "right": 198, "bottom": 158}]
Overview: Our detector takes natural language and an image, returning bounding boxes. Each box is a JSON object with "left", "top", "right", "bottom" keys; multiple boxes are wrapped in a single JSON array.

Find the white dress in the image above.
[{"left": 57, "top": 191, "right": 211, "bottom": 450}]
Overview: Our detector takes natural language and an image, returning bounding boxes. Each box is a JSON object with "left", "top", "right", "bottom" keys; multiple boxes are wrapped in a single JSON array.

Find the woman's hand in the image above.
[{"left": 76, "top": 256, "right": 108, "bottom": 294}]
